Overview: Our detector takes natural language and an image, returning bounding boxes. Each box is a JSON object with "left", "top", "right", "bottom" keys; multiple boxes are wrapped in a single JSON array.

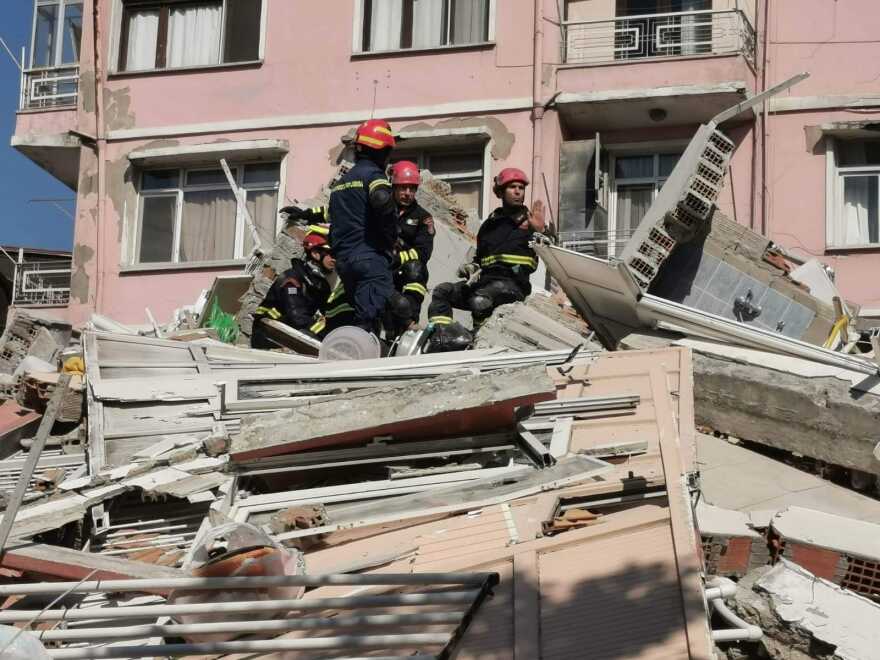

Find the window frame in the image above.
[
  {"left": 826, "top": 137, "right": 880, "bottom": 251},
  {"left": 30, "top": 0, "right": 83, "bottom": 69},
  {"left": 353, "top": 0, "right": 496, "bottom": 56},
  {"left": 135, "top": 161, "right": 281, "bottom": 267},
  {"left": 111, "top": 0, "right": 267, "bottom": 74},
  {"left": 606, "top": 141, "right": 686, "bottom": 257}
]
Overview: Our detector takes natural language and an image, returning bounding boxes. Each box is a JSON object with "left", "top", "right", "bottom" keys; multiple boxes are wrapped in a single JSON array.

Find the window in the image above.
[
  {"left": 136, "top": 163, "right": 279, "bottom": 265},
  {"left": 31, "top": 0, "right": 83, "bottom": 68},
  {"left": 360, "top": 0, "right": 491, "bottom": 52},
  {"left": 829, "top": 140, "right": 880, "bottom": 248},
  {"left": 118, "top": 0, "right": 262, "bottom": 72},
  {"left": 614, "top": 0, "right": 711, "bottom": 60},
  {"left": 610, "top": 150, "right": 681, "bottom": 255},
  {"left": 393, "top": 149, "right": 485, "bottom": 220}
]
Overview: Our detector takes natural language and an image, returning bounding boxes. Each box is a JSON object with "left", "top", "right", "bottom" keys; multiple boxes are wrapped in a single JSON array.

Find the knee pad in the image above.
[
  {"left": 400, "top": 260, "right": 428, "bottom": 284},
  {"left": 469, "top": 294, "right": 494, "bottom": 319}
]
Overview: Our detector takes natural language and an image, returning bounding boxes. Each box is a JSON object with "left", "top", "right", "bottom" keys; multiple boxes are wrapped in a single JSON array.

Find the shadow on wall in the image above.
[{"left": 459, "top": 551, "right": 705, "bottom": 658}]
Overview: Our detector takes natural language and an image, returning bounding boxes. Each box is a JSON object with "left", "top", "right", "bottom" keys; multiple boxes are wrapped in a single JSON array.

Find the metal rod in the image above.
[
  {"left": 51, "top": 644, "right": 438, "bottom": 660},
  {"left": 0, "top": 573, "right": 494, "bottom": 597},
  {"left": 0, "top": 591, "right": 480, "bottom": 623},
  {"left": 36, "top": 612, "right": 463, "bottom": 642},
  {"left": 0, "top": 374, "right": 70, "bottom": 551}
]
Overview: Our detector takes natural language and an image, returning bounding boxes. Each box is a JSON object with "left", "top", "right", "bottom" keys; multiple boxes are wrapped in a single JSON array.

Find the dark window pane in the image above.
[
  {"left": 142, "top": 169, "right": 180, "bottom": 190},
  {"left": 429, "top": 152, "right": 483, "bottom": 175},
  {"left": 61, "top": 3, "right": 83, "bottom": 64},
  {"left": 243, "top": 163, "right": 280, "bottom": 186},
  {"left": 179, "top": 190, "right": 237, "bottom": 262},
  {"left": 615, "top": 155, "right": 653, "bottom": 179},
  {"left": 139, "top": 196, "right": 176, "bottom": 263},
  {"left": 186, "top": 169, "right": 230, "bottom": 186},
  {"left": 33, "top": 4, "right": 59, "bottom": 67},
  {"left": 838, "top": 141, "right": 880, "bottom": 167},
  {"left": 659, "top": 153, "right": 682, "bottom": 177},
  {"left": 451, "top": 0, "right": 489, "bottom": 44},
  {"left": 223, "top": 0, "right": 262, "bottom": 62}
]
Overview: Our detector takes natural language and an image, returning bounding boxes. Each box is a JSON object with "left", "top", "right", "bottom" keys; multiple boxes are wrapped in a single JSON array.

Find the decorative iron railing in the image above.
[
  {"left": 13, "top": 260, "right": 72, "bottom": 306},
  {"left": 20, "top": 66, "right": 79, "bottom": 110},
  {"left": 562, "top": 9, "right": 756, "bottom": 66}
]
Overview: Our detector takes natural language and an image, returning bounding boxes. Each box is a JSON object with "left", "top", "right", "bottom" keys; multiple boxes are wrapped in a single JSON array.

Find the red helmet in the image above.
[
  {"left": 355, "top": 119, "right": 395, "bottom": 150},
  {"left": 493, "top": 167, "right": 529, "bottom": 196},
  {"left": 391, "top": 161, "right": 420, "bottom": 186},
  {"left": 302, "top": 233, "right": 330, "bottom": 252}
]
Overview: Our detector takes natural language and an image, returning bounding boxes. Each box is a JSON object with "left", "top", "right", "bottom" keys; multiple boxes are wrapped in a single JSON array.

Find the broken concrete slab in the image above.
[
  {"left": 737, "top": 560, "right": 880, "bottom": 660},
  {"left": 474, "top": 295, "right": 595, "bottom": 352},
  {"left": 230, "top": 364, "right": 557, "bottom": 461},
  {"left": 771, "top": 506, "right": 880, "bottom": 561}
]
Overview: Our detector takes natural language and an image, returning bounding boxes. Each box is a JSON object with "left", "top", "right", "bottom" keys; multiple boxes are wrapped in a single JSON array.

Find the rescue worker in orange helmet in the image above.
[
  {"left": 251, "top": 234, "right": 353, "bottom": 348},
  {"left": 384, "top": 160, "right": 435, "bottom": 337},
  {"left": 426, "top": 167, "right": 545, "bottom": 351},
  {"left": 328, "top": 119, "right": 398, "bottom": 336}
]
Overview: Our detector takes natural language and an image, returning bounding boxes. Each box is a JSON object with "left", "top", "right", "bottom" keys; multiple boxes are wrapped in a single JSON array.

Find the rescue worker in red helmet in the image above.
[
  {"left": 426, "top": 167, "right": 545, "bottom": 351},
  {"left": 251, "top": 234, "right": 354, "bottom": 348},
  {"left": 328, "top": 119, "right": 399, "bottom": 336},
  {"left": 384, "top": 160, "right": 435, "bottom": 337}
]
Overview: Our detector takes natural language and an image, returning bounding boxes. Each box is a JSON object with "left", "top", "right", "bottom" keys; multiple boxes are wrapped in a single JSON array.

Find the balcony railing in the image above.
[
  {"left": 19, "top": 66, "right": 79, "bottom": 110},
  {"left": 559, "top": 229, "right": 636, "bottom": 260},
  {"left": 12, "top": 260, "right": 72, "bottom": 306},
  {"left": 562, "top": 9, "right": 756, "bottom": 67}
]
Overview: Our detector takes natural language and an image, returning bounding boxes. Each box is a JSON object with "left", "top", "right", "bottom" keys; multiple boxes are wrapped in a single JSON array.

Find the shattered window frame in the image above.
[
  {"left": 116, "top": 0, "right": 263, "bottom": 73},
  {"left": 358, "top": 0, "right": 493, "bottom": 54},
  {"left": 135, "top": 161, "right": 280, "bottom": 266}
]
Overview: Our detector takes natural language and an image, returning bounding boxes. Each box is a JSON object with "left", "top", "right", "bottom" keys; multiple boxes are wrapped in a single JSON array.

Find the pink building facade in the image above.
[{"left": 12, "top": 0, "right": 880, "bottom": 325}]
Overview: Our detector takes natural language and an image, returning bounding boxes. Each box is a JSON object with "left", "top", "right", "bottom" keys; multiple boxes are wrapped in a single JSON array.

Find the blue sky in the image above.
[{"left": 0, "top": 2, "right": 76, "bottom": 252}]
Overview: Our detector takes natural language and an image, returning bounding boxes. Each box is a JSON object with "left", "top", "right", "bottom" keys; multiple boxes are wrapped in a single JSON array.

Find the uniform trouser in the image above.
[
  {"left": 386, "top": 260, "right": 429, "bottom": 336},
  {"left": 336, "top": 252, "right": 393, "bottom": 333},
  {"left": 427, "top": 276, "right": 527, "bottom": 327}
]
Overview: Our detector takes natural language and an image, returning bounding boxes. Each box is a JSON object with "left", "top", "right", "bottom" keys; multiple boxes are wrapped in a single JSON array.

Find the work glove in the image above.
[{"left": 457, "top": 262, "right": 480, "bottom": 279}]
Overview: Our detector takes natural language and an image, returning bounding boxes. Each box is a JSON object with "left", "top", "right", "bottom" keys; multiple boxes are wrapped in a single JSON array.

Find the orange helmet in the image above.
[
  {"left": 493, "top": 167, "right": 529, "bottom": 196},
  {"left": 391, "top": 160, "right": 420, "bottom": 186},
  {"left": 355, "top": 119, "right": 395, "bottom": 150},
  {"left": 302, "top": 233, "right": 330, "bottom": 252}
]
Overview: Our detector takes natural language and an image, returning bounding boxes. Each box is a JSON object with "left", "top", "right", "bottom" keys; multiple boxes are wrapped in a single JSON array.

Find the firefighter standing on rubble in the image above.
[
  {"left": 426, "top": 167, "right": 545, "bottom": 351},
  {"left": 327, "top": 119, "right": 399, "bottom": 336},
  {"left": 251, "top": 234, "right": 354, "bottom": 348},
  {"left": 384, "top": 160, "right": 435, "bottom": 337}
]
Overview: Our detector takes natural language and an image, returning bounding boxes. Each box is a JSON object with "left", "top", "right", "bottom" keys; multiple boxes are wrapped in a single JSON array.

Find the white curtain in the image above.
[
  {"left": 168, "top": 4, "right": 222, "bottom": 68},
  {"left": 179, "top": 190, "right": 237, "bottom": 262},
  {"left": 125, "top": 10, "right": 159, "bottom": 71},
  {"left": 614, "top": 185, "right": 652, "bottom": 253},
  {"left": 842, "top": 177, "right": 871, "bottom": 246},
  {"left": 452, "top": 0, "right": 488, "bottom": 44},
  {"left": 412, "top": 0, "right": 444, "bottom": 48},
  {"left": 369, "top": 0, "right": 403, "bottom": 50},
  {"left": 244, "top": 190, "right": 279, "bottom": 255}
]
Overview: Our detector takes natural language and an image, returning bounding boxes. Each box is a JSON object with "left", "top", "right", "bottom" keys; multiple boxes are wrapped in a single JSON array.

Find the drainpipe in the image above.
[
  {"left": 760, "top": 0, "right": 771, "bottom": 237},
  {"left": 91, "top": 0, "right": 107, "bottom": 314},
  {"left": 531, "top": 0, "right": 544, "bottom": 207},
  {"left": 706, "top": 577, "right": 763, "bottom": 643}
]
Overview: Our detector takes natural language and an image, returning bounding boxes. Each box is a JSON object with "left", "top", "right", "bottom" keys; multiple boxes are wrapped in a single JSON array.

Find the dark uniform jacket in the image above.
[
  {"left": 256, "top": 259, "right": 331, "bottom": 337},
  {"left": 396, "top": 202, "right": 434, "bottom": 264},
  {"left": 475, "top": 206, "right": 539, "bottom": 292},
  {"left": 328, "top": 157, "right": 397, "bottom": 261}
]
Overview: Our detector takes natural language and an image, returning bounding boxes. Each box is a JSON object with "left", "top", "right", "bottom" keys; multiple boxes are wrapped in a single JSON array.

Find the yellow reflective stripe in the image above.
[
  {"left": 399, "top": 250, "right": 409, "bottom": 264},
  {"left": 309, "top": 317, "right": 326, "bottom": 334},
  {"left": 322, "top": 206, "right": 329, "bottom": 221},
  {"left": 374, "top": 126, "right": 394, "bottom": 136},
  {"left": 307, "top": 224, "right": 330, "bottom": 236},
  {"left": 368, "top": 178, "right": 391, "bottom": 192},
  {"left": 480, "top": 254, "right": 538, "bottom": 269},
  {"left": 357, "top": 134, "right": 386, "bottom": 148},
  {"left": 408, "top": 249, "right": 419, "bottom": 260},
  {"left": 429, "top": 316, "right": 453, "bottom": 325},
  {"left": 310, "top": 207, "right": 322, "bottom": 214},
  {"left": 326, "top": 282, "right": 346, "bottom": 305},
  {"left": 255, "top": 306, "right": 281, "bottom": 320},
  {"left": 325, "top": 303, "right": 354, "bottom": 319},
  {"left": 403, "top": 283, "right": 428, "bottom": 296},
  {"left": 331, "top": 181, "right": 364, "bottom": 192}
]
